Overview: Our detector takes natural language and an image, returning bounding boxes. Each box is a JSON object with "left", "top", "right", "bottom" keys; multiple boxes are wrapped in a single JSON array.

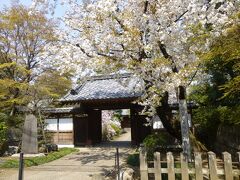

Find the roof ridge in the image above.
[{"left": 85, "top": 73, "right": 132, "bottom": 81}]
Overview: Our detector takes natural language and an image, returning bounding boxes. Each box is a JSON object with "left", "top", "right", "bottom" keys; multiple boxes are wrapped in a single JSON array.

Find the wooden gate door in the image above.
[{"left": 74, "top": 117, "right": 88, "bottom": 146}]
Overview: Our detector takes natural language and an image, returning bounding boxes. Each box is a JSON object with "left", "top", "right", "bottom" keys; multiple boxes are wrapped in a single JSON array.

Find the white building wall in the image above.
[
  {"left": 45, "top": 118, "right": 74, "bottom": 147},
  {"left": 45, "top": 119, "right": 58, "bottom": 131},
  {"left": 59, "top": 118, "right": 73, "bottom": 131}
]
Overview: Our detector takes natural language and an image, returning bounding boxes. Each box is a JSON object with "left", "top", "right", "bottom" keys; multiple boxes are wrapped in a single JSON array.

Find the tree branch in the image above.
[
  {"left": 76, "top": 43, "right": 93, "bottom": 58},
  {"left": 157, "top": 41, "right": 178, "bottom": 73},
  {"left": 113, "top": 15, "right": 126, "bottom": 31},
  {"left": 187, "top": 65, "right": 200, "bottom": 86},
  {"left": 174, "top": 10, "right": 188, "bottom": 23},
  {"left": 144, "top": 1, "right": 149, "bottom": 13}
]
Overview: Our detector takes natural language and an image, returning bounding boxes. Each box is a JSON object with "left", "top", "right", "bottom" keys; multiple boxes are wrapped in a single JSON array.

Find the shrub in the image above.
[
  {"left": 39, "top": 143, "right": 58, "bottom": 153},
  {"left": 110, "top": 123, "right": 121, "bottom": 136},
  {"left": 192, "top": 105, "right": 240, "bottom": 150},
  {"left": 143, "top": 132, "right": 176, "bottom": 160},
  {"left": 127, "top": 153, "right": 139, "bottom": 167},
  {"left": 0, "top": 122, "right": 8, "bottom": 156},
  {"left": 144, "top": 133, "right": 168, "bottom": 149},
  {"left": 0, "top": 113, "right": 8, "bottom": 156}
]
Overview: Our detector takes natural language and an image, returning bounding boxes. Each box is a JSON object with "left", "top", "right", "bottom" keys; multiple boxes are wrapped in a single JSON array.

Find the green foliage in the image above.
[
  {"left": 143, "top": 132, "right": 175, "bottom": 159},
  {"left": 0, "top": 112, "right": 9, "bottom": 156},
  {"left": 201, "top": 23, "right": 240, "bottom": 102},
  {"left": 0, "top": 5, "right": 60, "bottom": 112},
  {"left": 0, "top": 148, "right": 78, "bottom": 168},
  {"left": 35, "top": 71, "right": 72, "bottom": 99},
  {"left": 0, "top": 5, "right": 72, "bottom": 153},
  {"left": 144, "top": 133, "right": 168, "bottom": 150},
  {"left": 110, "top": 123, "right": 121, "bottom": 136},
  {"left": 192, "top": 107, "right": 220, "bottom": 150},
  {"left": 0, "top": 113, "right": 8, "bottom": 122},
  {"left": 220, "top": 76, "right": 240, "bottom": 99},
  {"left": 189, "top": 18, "right": 240, "bottom": 149},
  {"left": 0, "top": 121, "right": 8, "bottom": 156},
  {"left": 28, "top": 70, "right": 72, "bottom": 109},
  {"left": 0, "top": 65, "right": 29, "bottom": 110},
  {"left": 126, "top": 153, "right": 139, "bottom": 167}
]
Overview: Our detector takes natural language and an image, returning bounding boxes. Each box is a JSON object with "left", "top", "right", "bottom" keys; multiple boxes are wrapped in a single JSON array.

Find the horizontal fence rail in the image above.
[{"left": 139, "top": 147, "right": 240, "bottom": 180}]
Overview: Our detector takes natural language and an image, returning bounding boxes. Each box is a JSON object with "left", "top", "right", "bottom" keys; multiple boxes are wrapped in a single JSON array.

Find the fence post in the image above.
[
  {"left": 154, "top": 152, "right": 161, "bottom": 180},
  {"left": 180, "top": 153, "right": 189, "bottom": 180},
  {"left": 116, "top": 147, "right": 120, "bottom": 180},
  {"left": 18, "top": 152, "right": 24, "bottom": 180},
  {"left": 237, "top": 152, "right": 240, "bottom": 179},
  {"left": 167, "top": 152, "right": 175, "bottom": 180},
  {"left": 194, "top": 152, "right": 203, "bottom": 180},
  {"left": 208, "top": 152, "right": 218, "bottom": 180},
  {"left": 139, "top": 145, "right": 148, "bottom": 180},
  {"left": 238, "top": 152, "right": 240, "bottom": 164},
  {"left": 222, "top": 152, "right": 233, "bottom": 180}
]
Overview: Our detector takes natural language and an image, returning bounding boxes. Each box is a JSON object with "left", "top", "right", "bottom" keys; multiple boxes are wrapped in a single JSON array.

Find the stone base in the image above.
[{"left": 12, "top": 153, "right": 45, "bottom": 158}]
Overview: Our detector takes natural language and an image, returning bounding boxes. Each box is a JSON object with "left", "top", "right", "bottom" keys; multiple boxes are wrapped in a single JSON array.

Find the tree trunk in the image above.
[
  {"left": 156, "top": 91, "right": 182, "bottom": 142},
  {"left": 156, "top": 87, "right": 191, "bottom": 159}
]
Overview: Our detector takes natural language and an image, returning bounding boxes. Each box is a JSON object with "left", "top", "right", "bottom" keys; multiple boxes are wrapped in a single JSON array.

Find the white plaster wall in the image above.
[
  {"left": 45, "top": 119, "right": 58, "bottom": 131},
  {"left": 59, "top": 118, "right": 73, "bottom": 131}
]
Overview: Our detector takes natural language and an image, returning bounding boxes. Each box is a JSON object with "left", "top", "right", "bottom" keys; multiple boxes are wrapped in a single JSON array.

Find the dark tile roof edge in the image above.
[
  {"left": 42, "top": 107, "right": 75, "bottom": 114},
  {"left": 60, "top": 95, "right": 142, "bottom": 103}
]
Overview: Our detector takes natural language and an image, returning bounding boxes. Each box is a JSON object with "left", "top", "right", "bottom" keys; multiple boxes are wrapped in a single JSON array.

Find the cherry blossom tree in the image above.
[
  {"left": 102, "top": 110, "right": 121, "bottom": 141},
  {"left": 33, "top": 0, "right": 240, "bottom": 155}
]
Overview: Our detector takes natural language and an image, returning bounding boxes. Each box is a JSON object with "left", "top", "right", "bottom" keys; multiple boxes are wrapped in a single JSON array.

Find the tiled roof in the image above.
[{"left": 60, "top": 73, "right": 143, "bottom": 102}]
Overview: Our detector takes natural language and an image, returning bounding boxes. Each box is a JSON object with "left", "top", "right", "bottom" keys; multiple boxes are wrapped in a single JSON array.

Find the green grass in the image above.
[{"left": 0, "top": 148, "right": 78, "bottom": 168}]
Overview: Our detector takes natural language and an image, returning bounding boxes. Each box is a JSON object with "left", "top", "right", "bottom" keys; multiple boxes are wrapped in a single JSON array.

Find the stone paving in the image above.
[{"left": 0, "top": 129, "right": 135, "bottom": 180}]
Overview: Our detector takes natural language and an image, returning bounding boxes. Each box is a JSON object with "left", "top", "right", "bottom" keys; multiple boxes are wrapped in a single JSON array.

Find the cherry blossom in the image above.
[{"left": 32, "top": 0, "right": 240, "bottom": 131}]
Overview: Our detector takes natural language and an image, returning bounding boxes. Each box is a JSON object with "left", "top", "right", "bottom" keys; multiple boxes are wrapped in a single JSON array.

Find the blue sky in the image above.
[{"left": 0, "top": 0, "right": 66, "bottom": 18}]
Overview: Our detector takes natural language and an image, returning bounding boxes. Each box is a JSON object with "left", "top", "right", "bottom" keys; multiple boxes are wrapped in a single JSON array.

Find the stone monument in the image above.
[{"left": 21, "top": 114, "right": 38, "bottom": 154}]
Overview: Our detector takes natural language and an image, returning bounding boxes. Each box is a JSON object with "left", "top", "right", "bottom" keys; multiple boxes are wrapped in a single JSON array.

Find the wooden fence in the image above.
[{"left": 140, "top": 147, "right": 240, "bottom": 180}]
